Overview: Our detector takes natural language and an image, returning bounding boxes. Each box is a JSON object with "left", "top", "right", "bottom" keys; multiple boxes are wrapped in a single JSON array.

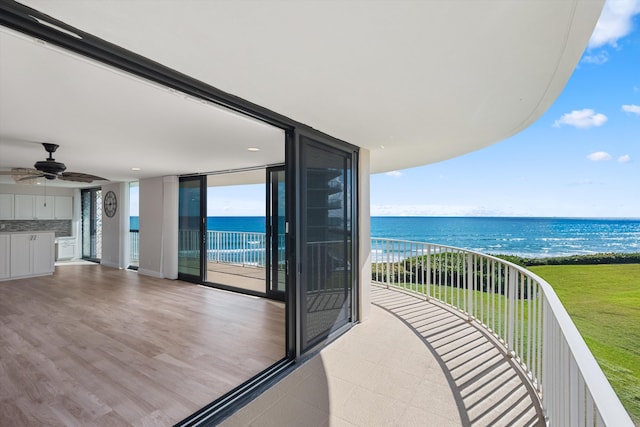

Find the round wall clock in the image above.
[{"left": 104, "top": 190, "right": 117, "bottom": 218}]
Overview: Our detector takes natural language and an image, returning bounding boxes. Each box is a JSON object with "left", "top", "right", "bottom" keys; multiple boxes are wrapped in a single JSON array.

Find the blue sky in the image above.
[{"left": 371, "top": 0, "right": 640, "bottom": 218}]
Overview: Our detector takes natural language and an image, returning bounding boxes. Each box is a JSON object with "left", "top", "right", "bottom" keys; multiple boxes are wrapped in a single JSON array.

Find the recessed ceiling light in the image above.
[
  {"left": 247, "top": 147, "right": 260, "bottom": 152},
  {"left": 131, "top": 167, "right": 141, "bottom": 171}
]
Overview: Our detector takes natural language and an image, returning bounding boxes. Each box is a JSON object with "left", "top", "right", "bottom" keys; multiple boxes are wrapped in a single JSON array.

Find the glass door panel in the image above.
[
  {"left": 267, "top": 167, "right": 286, "bottom": 300},
  {"left": 300, "top": 136, "right": 353, "bottom": 352},
  {"left": 178, "top": 176, "right": 205, "bottom": 282}
]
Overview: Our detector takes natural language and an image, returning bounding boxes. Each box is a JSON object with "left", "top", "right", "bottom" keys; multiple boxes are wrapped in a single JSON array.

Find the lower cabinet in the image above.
[
  {"left": 6, "top": 232, "right": 55, "bottom": 279},
  {"left": 0, "top": 235, "right": 9, "bottom": 279},
  {"left": 56, "top": 238, "right": 76, "bottom": 260}
]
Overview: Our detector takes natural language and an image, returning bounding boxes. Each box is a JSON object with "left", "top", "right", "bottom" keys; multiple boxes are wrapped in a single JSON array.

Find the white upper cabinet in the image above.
[
  {"left": 14, "top": 194, "right": 36, "bottom": 219},
  {"left": 2, "top": 193, "right": 73, "bottom": 220},
  {"left": 54, "top": 196, "right": 73, "bottom": 219},
  {"left": 35, "top": 196, "right": 55, "bottom": 219},
  {"left": 0, "top": 194, "right": 13, "bottom": 219}
]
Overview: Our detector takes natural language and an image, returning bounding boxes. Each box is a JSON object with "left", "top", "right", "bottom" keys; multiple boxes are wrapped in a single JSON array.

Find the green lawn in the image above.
[{"left": 529, "top": 264, "right": 640, "bottom": 424}]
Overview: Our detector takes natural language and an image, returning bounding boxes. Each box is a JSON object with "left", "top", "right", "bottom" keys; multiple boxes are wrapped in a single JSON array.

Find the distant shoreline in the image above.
[
  {"left": 130, "top": 215, "right": 640, "bottom": 221},
  {"left": 369, "top": 215, "right": 640, "bottom": 221}
]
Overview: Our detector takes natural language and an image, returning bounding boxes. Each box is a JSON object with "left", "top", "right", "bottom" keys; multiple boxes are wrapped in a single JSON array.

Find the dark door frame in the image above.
[
  {"left": 177, "top": 175, "right": 207, "bottom": 284},
  {"left": 266, "top": 165, "right": 286, "bottom": 301}
]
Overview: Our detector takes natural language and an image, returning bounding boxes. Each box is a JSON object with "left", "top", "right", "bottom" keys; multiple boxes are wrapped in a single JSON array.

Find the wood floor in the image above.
[{"left": 0, "top": 264, "right": 285, "bottom": 426}]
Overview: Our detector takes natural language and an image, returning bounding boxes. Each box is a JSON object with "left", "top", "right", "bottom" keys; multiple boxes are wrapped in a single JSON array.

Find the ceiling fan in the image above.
[{"left": 0, "top": 143, "right": 108, "bottom": 183}]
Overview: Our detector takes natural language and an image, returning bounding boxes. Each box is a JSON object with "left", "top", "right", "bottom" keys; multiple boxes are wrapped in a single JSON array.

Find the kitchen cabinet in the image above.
[
  {"left": 8, "top": 232, "right": 55, "bottom": 279},
  {"left": 56, "top": 237, "right": 76, "bottom": 260},
  {"left": 14, "top": 194, "right": 35, "bottom": 219},
  {"left": 0, "top": 194, "right": 13, "bottom": 219},
  {"left": 0, "top": 235, "right": 9, "bottom": 279},
  {"left": 54, "top": 196, "right": 73, "bottom": 219},
  {"left": 35, "top": 196, "right": 55, "bottom": 219},
  {"left": 12, "top": 195, "right": 59, "bottom": 219}
]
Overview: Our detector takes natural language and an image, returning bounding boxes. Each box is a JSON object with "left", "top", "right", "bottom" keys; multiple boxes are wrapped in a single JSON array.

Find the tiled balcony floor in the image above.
[
  {"left": 221, "top": 286, "right": 544, "bottom": 426},
  {"left": 207, "top": 262, "right": 265, "bottom": 294}
]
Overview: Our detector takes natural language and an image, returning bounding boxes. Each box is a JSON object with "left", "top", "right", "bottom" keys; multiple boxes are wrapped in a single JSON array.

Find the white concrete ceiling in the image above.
[
  {"left": 0, "top": 0, "right": 603, "bottom": 187},
  {"left": 0, "top": 27, "right": 285, "bottom": 187}
]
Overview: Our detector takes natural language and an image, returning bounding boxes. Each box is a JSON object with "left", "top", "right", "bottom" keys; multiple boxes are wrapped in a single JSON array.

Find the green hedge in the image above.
[
  {"left": 372, "top": 252, "right": 530, "bottom": 298},
  {"left": 492, "top": 252, "right": 640, "bottom": 267}
]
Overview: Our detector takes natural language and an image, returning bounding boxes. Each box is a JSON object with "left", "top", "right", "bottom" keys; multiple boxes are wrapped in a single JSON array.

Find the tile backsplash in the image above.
[{"left": 0, "top": 220, "right": 72, "bottom": 237}]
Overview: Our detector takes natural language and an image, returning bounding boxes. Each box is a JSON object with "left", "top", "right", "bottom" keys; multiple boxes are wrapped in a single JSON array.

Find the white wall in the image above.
[
  {"left": 358, "top": 149, "right": 371, "bottom": 321},
  {"left": 138, "top": 176, "right": 178, "bottom": 279},
  {"left": 100, "top": 182, "right": 129, "bottom": 269},
  {"left": 139, "top": 177, "right": 163, "bottom": 277},
  {"left": 162, "top": 176, "right": 179, "bottom": 279}
]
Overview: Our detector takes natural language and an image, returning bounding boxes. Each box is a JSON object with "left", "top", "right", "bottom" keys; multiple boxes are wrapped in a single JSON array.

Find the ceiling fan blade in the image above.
[
  {"left": 17, "top": 174, "right": 45, "bottom": 182},
  {"left": 59, "top": 172, "right": 108, "bottom": 183},
  {"left": 0, "top": 167, "right": 42, "bottom": 176}
]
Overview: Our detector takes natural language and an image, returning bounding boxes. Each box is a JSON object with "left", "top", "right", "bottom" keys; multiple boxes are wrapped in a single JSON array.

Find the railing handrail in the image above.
[
  {"left": 370, "top": 237, "right": 633, "bottom": 426},
  {"left": 207, "top": 230, "right": 264, "bottom": 237},
  {"left": 530, "top": 268, "right": 631, "bottom": 427}
]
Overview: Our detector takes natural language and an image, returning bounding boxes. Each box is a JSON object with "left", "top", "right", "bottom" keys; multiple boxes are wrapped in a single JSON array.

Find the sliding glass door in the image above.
[
  {"left": 178, "top": 176, "right": 206, "bottom": 282},
  {"left": 267, "top": 166, "right": 286, "bottom": 300},
  {"left": 299, "top": 134, "right": 356, "bottom": 352}
]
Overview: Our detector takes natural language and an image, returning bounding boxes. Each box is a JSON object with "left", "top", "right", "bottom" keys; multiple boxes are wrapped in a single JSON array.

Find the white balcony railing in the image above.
[
  {"left": 371, "top": 238, "right": 633, "bottom": 427},
  {"left": 129, "top": 230, "right": 139, "bottom": 266},
  {"left": 206, "top": 230, "right": 269, "bottom": 266},
  {"left": 130, "top": 230, "right": 285, "bottom": 268}
]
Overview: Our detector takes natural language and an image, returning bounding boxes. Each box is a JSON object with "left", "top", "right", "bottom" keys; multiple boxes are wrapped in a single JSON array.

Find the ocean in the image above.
[
  {"left": 370, "top": 217, "right": 640, "bottom": 258},
  {"left": 130, "top": 216, "right": 640, "bottom": 258}
]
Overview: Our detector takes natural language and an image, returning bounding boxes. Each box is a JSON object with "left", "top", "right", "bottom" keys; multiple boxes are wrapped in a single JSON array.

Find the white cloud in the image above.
[
  {"left": 587, "top": 151, "right": 612, "bottom": 161},
  {"left": 588, "top": 0, "right": 640, "bottom": 48},
  {"left": 385, "top": 170, "right": 404, "bottom": 177},
  {"left": 618, "top": 154, "right": 632, "bottom": 163},
  {"left": 553, "top": 109, "right": 608, "bottom": 128},
  {"left": 622, "top": 104, "right": 640, "bottom": 115},
  {"left": 581, "top": 51, "right": 609, "bottom": 65}
]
